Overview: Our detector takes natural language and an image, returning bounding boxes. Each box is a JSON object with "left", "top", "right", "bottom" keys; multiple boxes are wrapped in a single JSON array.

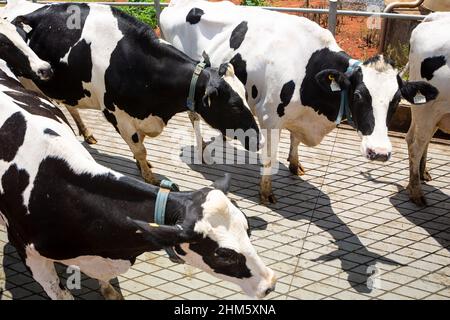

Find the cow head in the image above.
[
  {"left": 0, "top": 17, "right": 52, "bottom": 81},
  {"left": 196, "top": 62, "right": 263, "bottom": 151},
  {"left": 131, "top": 175, "right": 276, "bottom": 298},
  {"left": 316, "top": 55, "right": 438, "bottom": 161}
]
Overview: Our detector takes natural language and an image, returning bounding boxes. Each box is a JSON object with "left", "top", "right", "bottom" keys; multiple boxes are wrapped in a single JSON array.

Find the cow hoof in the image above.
[
  {"left": 260, "top": 192, "right": 277, "bottom": 205},
  {"left": 410, "top": 195, "right": 427, "bottom": 207},
  {"left": 84, "top": 135, "right": 98, "bottom": 145},
  {"left": 289, "top": 163, "right": 305, "bottom": 176},
  {"left": 100, "top": 286, "right": 124, "bottom": 300},
  {"left": 407, "top": 185, "right": 427, "bottom": 207},
  {"left": 421, "top": 170, "right": 432, "bottom": 182}
]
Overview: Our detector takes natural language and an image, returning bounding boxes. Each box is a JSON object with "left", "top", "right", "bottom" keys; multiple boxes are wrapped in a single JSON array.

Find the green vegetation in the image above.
[
  {"left": 117, "top": 0, "right": 158, "bottom": 28},
  {"left": 241, "top": 0, "right": 266, "bottom": 6}
]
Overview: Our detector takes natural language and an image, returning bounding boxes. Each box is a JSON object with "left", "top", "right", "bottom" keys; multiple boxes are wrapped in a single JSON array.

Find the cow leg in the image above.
[
  {"left": 287, "top": 132, "right": 305, "bottom": 176},
  {"left": 122, "top": 129, "right": 160, "bottom": 185},
  {"left": 259, "top": 129, "right": 280, "bottom": 205},
  {"left": 67, "top": 108, "right": 97, "bottom": 144},
  {"left": 99, "top": 280, "right": 124, "bottom": 300},
  {"left": 25, "top": 246, "right": 73, "bottom": 300},
  {"left": 188, "top": 111, "right": 207, "bottom": 162},
  {"left": 419, "top": 142, "right": 432, "bottom": 182},
  {"left": 406, "top": 120, "right": 436, "bottom": 207}
]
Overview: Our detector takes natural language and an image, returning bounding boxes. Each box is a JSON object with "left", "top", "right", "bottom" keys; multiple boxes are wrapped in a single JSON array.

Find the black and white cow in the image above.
[
  {"left": 0, "top": 28, "right": 276, "bottom": 298},
  {"left": 1, "top": 0, "right": 261, "bottom": 186},
  {"left": 160, "top": 0, "right": 439, "bottom": 204},
  {"left": 406, "top": 13, "right": 450, "bottom": 206}
]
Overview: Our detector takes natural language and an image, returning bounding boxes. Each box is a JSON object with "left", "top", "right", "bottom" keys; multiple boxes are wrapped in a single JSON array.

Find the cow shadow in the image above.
[
  {"left": 362, "top": 171, "right": 450, "bottom": 252},
  {"left": 0, "top": 242, "right": 123, "bottom": 300},
  {"left": 181, "top": 140, "right": 401, "bottom": 293}
]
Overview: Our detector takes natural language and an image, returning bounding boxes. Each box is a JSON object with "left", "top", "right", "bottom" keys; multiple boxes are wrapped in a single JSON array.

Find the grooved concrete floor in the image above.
[{"left": 1, "top": 109, "right": 449, "bottom": 300}]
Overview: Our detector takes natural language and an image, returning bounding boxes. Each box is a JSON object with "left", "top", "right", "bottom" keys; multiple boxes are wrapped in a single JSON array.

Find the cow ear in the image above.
[
  {"left": 218, "top": 63, "right": 235, "bottom": 78},
  {"left": 202, "top": 85, "right": 218, "bottom": 108},
  {"left": 213, "top": 173, "right": 231, "bottom": 194},
  {"left": 202, "top": 51, "right": 211, "bottom": 68},
  {"left": 126, "top": 217, "right": 198, "bottom": 245},
  {"left": 13, "top": 15, "right": 30, "bottom": 27},
  {"left": 398, "top": 75, "right": 439, "bottom": 105},
  {"left": 315, "top": 69, "right": 351, "bottom": 93}
]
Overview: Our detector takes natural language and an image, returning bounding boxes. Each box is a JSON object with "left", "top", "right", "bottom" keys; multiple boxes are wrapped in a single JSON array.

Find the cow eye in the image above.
[{"left": 354, "top": 90, "right": 363, "bottom": 100}]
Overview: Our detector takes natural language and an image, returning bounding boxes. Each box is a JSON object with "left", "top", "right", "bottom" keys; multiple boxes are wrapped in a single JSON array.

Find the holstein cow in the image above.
[
  {"left": 160, "top": 0, "right": 439, "bottom": 204},
  {"left": 406, "top": 12, "right": 450, "bottom": 206},
  {"left": 0, "top": 27, "right": 276, "bottom": 299},
  {"left": 2, "top": 0, "right": 261, "bottom": 186}
]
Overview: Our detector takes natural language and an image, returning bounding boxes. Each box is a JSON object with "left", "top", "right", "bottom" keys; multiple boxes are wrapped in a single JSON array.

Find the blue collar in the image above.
[
  {"left": 155, "top": 180, "right": 185, "bottom": 264},
  {"left": 335, "top": 59, "right": 362, "bottom": 128},
  {"left": 186, "top": 62, "right": 206, "bottom": 111}
]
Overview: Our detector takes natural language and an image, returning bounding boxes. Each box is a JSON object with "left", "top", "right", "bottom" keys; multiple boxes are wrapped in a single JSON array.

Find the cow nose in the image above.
[
  {"left": 264, "top": 284, "right": 276, "bottom": 297},
  {"left": 367, "top": 149, "right": 391, "bottom": 162},
  {"left": 38, "top": 67, "right": 53, "bottom": 80}
]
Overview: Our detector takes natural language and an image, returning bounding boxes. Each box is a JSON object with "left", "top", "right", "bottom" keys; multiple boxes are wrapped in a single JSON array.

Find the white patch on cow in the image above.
[
  {"left": 0, "top": 90, "right": 123, "bottom": 214},
  {"left": 158, "top": 38, "right": 172, "bottom": 46},
  {"left": 73, "top": 4, "right": 124, "bottom": 109},
  {"left": 0, "top": 59, "right": 18, "bottom": 80},
  {"left": 359, "top": 64, "right": 397, "bottom": 158},
  {"left": 284, "top": 104, "right": 336, "bottom": 147},
  {"left": 185, "top": 189, "right": 275, "bottom": 298},
  {"left": 25, "top": 244, "right": 74, "bottom": 300},
  {"left": 113, "top": 107, "right": 166, "bottom": 138},
  {"left": 1, "top": 0, "right": 43, "bottom": 21},
  {"left": 0, "top": 211, "right": 8, "bottom": 227},
  {"left": 59, "top": 256, "right": 131, "bottom": 282}
]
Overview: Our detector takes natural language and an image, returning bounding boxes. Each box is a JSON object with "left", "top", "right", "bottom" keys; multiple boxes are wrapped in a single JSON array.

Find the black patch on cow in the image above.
[
  {"left": 229, "top": 53, "right": 247, "bottom": 85},
  {"left": 0, "top": 34, "right": 37, "bottom": 80},
  {"left": 0, "top": 164, "right": 30, "bottom": 220},
  {"left": 103, "top": 109, "right": 120, "bottom": 134},
  {"left": 131, "top": 133, "right": 139, "bottom": 143},
  {"left": 229, "top": 21, "right": 248, "bottom": 50},
  {"left": 1, "top": 156, "right": 207, "bottom": 261},
  {"left": 363, "top": 55, "right": 395, "bottom": 68},
  {"left": 186, "top": 8, "right": 204, "bottom": 24},
  {"left": 300, "top": 48, "right": 351, "bottom": 122},
  {"left": 13, "top": 4, "right": 93, "bottom": 106},
  {"left": 189, "top": 237, "right": 252, "bottom": 279},
  {"left": 421, "top": 56, "right": 446, "bottom": 80},
  {"left": 0, "top": 70, "right": 72, "bottom": 131},
  {"left": 44, "top": 128, "right": 60, "bottom": 137},
  {"left": 349, "top": 71, "right": 375, "bottom": 136},
  {"left": 0, "top": 112, "right": 27, "bottom": 162},
  {"left": 386, "top": 91, "right": 401, "bottom": 126},
  {"left": 251, "top": 85, "right": 258, "bottom": 99},
  {"left": 276, "top": 80, "right": 295, "bottom": 117}
]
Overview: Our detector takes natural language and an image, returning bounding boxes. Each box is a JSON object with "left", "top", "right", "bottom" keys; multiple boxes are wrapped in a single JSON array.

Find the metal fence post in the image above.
[
  {"left": 154, "top": 0, "right": 162, "bottom": 30},
  {"left": 328, "top": 0, "right": 338, "bottom": 36}
]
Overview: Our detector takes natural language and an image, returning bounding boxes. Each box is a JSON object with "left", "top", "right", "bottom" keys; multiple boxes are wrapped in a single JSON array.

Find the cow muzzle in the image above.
[
  {"left": 37, "top": 66, "right": 53, "bottom": 81},
  {"left": 366, "top": 148, "right": 392, "bottom": 162}
]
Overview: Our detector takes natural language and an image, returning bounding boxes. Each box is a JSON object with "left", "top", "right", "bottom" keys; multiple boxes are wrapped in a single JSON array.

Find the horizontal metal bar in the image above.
[
  {"left": 0, "top": 1, "right": 426, "bottom": 20},
  {"left": 261, "top": 6, "right": 426, "bottom": 20}
]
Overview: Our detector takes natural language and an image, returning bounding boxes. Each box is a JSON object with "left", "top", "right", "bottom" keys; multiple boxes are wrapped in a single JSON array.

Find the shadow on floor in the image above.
[
  {"left": 179, "top": 139, "right": 402, "bottom": 294},
  {"left": 0, "top": 243, "right": 123, "bottom": 300},
  {"left": 361, "top": 171, "right": 450, "bottom": 252}
]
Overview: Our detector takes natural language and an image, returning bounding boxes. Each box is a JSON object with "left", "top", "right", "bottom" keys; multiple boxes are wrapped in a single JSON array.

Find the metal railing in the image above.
[{"left": 0, "top": 0, "right": 428, "bottom": 37}]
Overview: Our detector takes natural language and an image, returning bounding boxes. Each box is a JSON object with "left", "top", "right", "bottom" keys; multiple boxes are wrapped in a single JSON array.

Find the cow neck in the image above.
[{"left": 113, "top": 175, "right": 187, "bottom": 227}]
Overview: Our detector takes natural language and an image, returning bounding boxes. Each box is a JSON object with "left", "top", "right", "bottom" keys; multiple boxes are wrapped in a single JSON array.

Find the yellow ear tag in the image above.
[
  {"left": 328, "top": 74, "right": 341, "bottom": 92},
  {"left": 149, "top": 223, "right": 160, "bottom": 228}
]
